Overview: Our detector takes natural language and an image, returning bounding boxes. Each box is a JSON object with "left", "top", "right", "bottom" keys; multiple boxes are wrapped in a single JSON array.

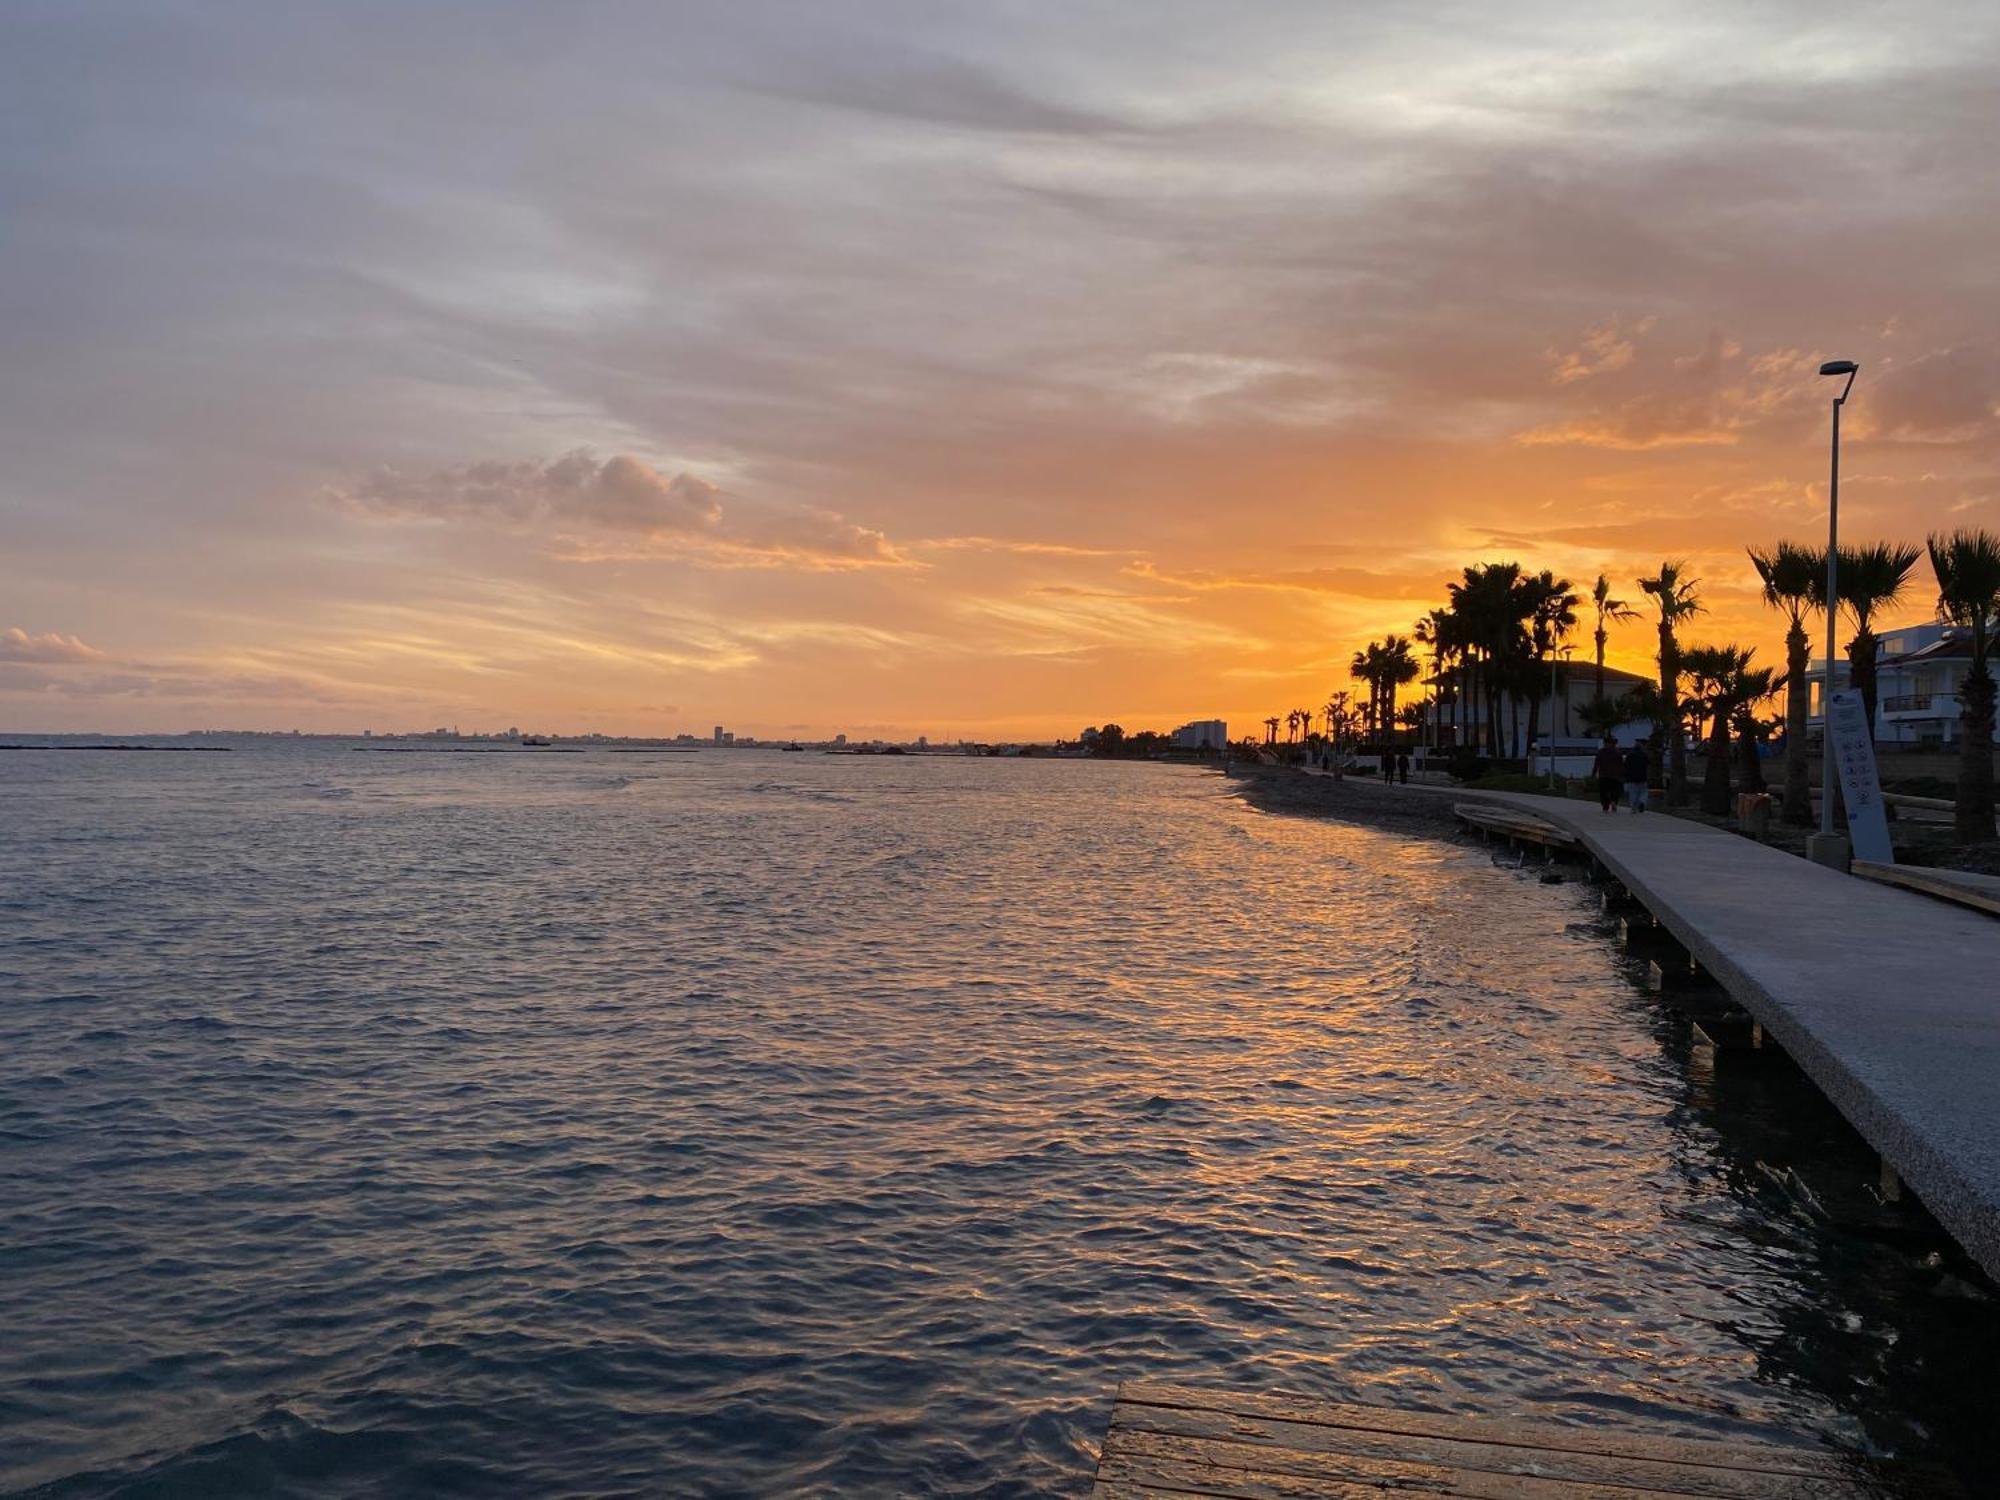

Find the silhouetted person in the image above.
[
  {"left": 1396, "top": 750, "right": 1410, "bottom": 784},
  {"left": 1622, "top": 739, "right": 1651, "bottom": 814},
  {"left": 1592, "top": 734, "right": 1622, "bottom": 813}
]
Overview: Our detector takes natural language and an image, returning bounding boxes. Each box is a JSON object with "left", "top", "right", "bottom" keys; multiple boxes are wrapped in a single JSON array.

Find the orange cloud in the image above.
[{"left": 1, "top": 628, "right": 104, "bottom": 664}]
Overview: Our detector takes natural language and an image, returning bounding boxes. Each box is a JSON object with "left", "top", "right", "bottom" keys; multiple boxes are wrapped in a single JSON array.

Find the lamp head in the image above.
[{"left": 1819, "top": 359, "right": 1858, "bottom": 376}]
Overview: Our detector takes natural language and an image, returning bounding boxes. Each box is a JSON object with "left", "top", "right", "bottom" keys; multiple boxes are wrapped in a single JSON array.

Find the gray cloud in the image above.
[
  {"left": 1867, "top": 347, "right": 2000, "bottom": 445},
  {"left": 334, "top": 449, "right": 904, "bottom": 568},
  {"left": 336, "top": 451, "right": 723, "bottom": 535},
  {"left": 5, "top": 3, "right": 2000, "bottom": 730}
]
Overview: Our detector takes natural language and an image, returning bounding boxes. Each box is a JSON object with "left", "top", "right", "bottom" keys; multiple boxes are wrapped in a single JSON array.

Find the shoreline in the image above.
[{"left": 1225, "top": 764, "right": 1470, "bottom": 841}]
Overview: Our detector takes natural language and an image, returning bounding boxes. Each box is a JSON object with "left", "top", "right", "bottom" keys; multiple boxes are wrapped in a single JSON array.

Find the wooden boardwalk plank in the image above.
[
  {"left": 1117, "top": 1383, "right": 1862, "bottom": 1481},
  {"left": 1090, "top": 1383, "right": 1943, "bottom": 1499},
  {"left": 1452, "top": 804, "right": 1580, "bottom": 849},
  {"left": 1103, "top": 1428, "right": 1710, "bottom": 1500},
  {"left": 1104, "top": 1407, "right": 1852, "bottom": 1499},
  {"left": 1852, "top": 860, "right": 2000, "bottom": 919}
]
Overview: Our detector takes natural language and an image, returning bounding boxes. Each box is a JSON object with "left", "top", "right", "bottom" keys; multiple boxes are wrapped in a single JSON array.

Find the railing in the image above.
[{"left": 1882, "top": 694, "right": 1937, "bottom": 713}]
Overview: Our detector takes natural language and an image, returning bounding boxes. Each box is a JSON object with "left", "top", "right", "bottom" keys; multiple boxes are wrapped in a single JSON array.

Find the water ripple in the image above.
[{"left": 2, "top": 747, "right": 1995, "bottom": 1495}]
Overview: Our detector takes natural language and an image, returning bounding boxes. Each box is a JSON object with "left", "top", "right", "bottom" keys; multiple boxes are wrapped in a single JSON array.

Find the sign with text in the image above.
[{"left": 1827, "top": 688, "right": 1893, "bottom": 865}]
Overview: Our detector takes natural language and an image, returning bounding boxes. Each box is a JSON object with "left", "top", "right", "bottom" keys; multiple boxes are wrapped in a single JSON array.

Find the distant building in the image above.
[
  {"left": 1805, "top": 620, "right": 2000, "bottom": 747},
  {"left": 1170, "top": 719, "right": 1228, "bottom": 750},
  {"left": 713, "top": 725, "right": 725, "bottom": 744},
  {"left": 916, "top": 735, "right": 928, "bottom": 750},
  {"left": 834, "top": 733, "right": 847, "bottom": 747},
  {"left": 722, "top": 731, "right": 735, "bottom": 745}
]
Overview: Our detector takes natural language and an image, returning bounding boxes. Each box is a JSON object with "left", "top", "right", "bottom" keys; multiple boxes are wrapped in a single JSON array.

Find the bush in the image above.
[
  {"left": 1466, "top": 771, "right": 1572, "bottom": 795},
  {"left": 1445, "top": 750, "right": 1490, "bottom": 783}
]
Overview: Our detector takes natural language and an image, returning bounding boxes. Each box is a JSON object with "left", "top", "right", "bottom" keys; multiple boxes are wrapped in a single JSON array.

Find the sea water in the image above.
[{"left": 2, "top": 742, "right": 1994, "bottom": 1496}]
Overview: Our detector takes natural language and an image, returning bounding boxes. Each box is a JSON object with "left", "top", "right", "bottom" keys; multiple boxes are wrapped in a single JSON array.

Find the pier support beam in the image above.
[{"left": 1878, "top": 1157, "right": 1904, "bottom": 1206}]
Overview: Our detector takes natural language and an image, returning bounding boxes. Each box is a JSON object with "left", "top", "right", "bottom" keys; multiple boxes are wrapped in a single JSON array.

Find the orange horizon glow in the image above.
[{"left": 5, "top": 11, "right": 1995, "bottom": 739}]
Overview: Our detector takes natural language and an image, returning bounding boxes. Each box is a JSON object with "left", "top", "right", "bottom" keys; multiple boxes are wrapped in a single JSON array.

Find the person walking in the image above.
[
  {"left": 1622, "top": 739, "right": 1651, "bottom": 814},
  {"left": 1591, "top": 734, "right": 1623, "bottom": 813},
  {"left": 1395, "top": 749, "right": 1410, "bottom": 785}
]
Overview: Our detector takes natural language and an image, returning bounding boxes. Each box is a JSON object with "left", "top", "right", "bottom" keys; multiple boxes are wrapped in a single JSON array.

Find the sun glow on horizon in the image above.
[{"left": 4, "top": 6, "right": 1996, "bottom": 737}]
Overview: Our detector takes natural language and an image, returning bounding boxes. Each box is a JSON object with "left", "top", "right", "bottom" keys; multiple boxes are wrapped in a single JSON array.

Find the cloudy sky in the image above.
[{"left": 5, "top": 1, "right": 1997, "bottom": 736}]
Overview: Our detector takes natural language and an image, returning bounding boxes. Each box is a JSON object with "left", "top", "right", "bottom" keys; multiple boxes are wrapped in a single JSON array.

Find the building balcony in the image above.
[{"left": 1883, "top": 693, "right": 1961, "bottom": 719}]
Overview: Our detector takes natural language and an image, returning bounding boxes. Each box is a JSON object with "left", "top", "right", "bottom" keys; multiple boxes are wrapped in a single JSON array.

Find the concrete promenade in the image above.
[{"left": 1295, "top": 771, "right": 2000, "bottom": 1282}]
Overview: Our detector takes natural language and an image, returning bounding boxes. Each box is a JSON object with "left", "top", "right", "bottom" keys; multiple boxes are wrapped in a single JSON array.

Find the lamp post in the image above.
[
  {"left": 1818, "top": 359, "right": 1858, "bottom": 837},
  {"left": 1546, "top": 644, "right": 1573, "bottom": 788}
]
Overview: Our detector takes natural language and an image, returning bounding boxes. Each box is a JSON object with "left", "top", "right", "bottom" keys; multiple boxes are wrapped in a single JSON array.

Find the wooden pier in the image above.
[
  {"left": 1091, "top": 1381, "right": 1950, "bottom": 1497},
  {"left": 1451, "top": 802, "right": 1580, "bottom": 854}
]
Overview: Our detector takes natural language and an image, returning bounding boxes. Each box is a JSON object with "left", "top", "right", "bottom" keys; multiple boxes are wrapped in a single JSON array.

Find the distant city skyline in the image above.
[{"left": 6, "top": 4, "right": 1999, "bottom": 736}]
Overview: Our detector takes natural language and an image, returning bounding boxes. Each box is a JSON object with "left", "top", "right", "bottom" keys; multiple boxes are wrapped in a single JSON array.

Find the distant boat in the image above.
[
  {"left": 783, "top": 742, "right": 805, "bottom": 752},
  {"left": 521, "top": 736, "right": 552, "bottom": 746}
]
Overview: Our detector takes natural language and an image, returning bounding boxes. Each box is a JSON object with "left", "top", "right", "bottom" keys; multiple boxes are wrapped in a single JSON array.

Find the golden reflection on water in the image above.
[{"left": 3, "top": 749, "right": 1994, "bottom": 1496}]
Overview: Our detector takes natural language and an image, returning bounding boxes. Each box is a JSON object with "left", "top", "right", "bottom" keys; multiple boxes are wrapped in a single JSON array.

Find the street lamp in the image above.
[
  {"left": 1547, "top": 644, "right": 1574, "bottom": 788},
  {"left": 1818, "top": 359, "right": 1858, "bottom": 837}
]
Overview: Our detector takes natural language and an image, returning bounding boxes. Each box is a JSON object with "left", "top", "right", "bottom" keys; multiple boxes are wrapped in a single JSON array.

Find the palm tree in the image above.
[
  {"left": 1377, "top": 635, "right": 1420, "bottom": 745},
  {"left": 1349, "top": 643, "right": 1384, "bottom": 740},
  {"left": 1412, "top": 608, "right": 1456, "bottom": 748},
  {"left": 1578, "top": 691, "right": 1634, "bottom": 741},
  {"left": 1732, "top": 671, "right": 1780, "bottom": 794},
  {"left": 1522, "top": 571, "right": 1579, "bottom": 763},
  {"left": 1637, "top": 562, "right": 1704, "bottom": 804},
  {"left": 1447, "top": 562, "right": 1528, "bottom": 756},
  {"left": 1323, "top": 691, "right": 1356, "bottom": 756},
  {"left": 1622, "top": 678, "right": 1664, "bottom": 734},
  {"left": 1748, "top": 543, "right": 1826, "bottom": 827},
  {"left": 1263, "top": 715, "right": 1280, "bottom": 747},
  {"left": 1928, "top": 529, "right": 2000, "bottom": 841},
  {"left": 1837, "top": 541, "right": 1923, "bottom": 735},
  {"left": 1682, "top": 644, "right": 1761, "bottom": 816},
  {"left": 1589, "top": 574, "right": 1638, "bottom": 702}
]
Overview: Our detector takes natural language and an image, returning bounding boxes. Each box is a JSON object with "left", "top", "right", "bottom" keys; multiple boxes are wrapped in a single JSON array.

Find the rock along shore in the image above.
[{"left": 1225, "top": 764, "right": 1467, "bottom": 840}]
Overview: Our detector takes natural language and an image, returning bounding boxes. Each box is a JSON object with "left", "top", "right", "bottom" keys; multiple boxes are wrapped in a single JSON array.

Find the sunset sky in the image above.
[{"left": 5, "top": 2, "right": 1998, "bottom": 738}]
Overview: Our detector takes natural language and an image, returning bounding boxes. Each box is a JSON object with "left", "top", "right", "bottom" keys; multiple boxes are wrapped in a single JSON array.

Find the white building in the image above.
[
  {"left": 1170, "top": 718, "right": 1229, "bottom": 750},
  {"left": 1427, "top": 662, "right": 1655, "bottom": 756},
  {"left": 1805, "top": 620, "right": 1999, "bottom": 748}
]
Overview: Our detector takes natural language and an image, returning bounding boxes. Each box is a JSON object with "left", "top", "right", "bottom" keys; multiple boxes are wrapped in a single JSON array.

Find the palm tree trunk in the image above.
[
  {"left": 1851, "top": 629, "right": 1881, "bottom": 738},
  {"left": 1650, "top": 625, "right": 1669, "bottom": 790},
  {"left": 1662, "top": 627, "right": 1689, "bottom": 805},
  {"left": 1735, "top": 714, "right": 1764, "bottom": 792},
  {"left": 1957, "top": 666, "right": 1997, "bottom": 842},
  {"left": 1701, "top": 715, "right": 1732, "bottom": 815},
  {"left": 1782, "top": 619, "right": 1812, "bottom": 826},
  {"left": 1595, "top": 627, "right": 1607, "bottom": 701}
]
